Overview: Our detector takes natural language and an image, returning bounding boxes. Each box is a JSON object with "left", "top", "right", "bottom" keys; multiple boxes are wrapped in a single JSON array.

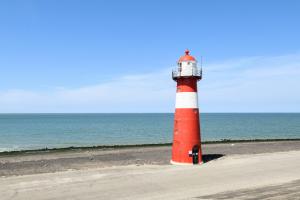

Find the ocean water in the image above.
[{"left": 0, "top": 113, "right": 299, "bottom": 152}]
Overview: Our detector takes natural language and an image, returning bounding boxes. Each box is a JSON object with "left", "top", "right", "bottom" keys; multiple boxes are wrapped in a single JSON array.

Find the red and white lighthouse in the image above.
[{"left": 171, "top": 50, "right": 203, "bottom": 165}]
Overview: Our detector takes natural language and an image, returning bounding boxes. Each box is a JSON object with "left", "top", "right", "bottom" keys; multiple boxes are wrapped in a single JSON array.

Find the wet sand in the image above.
[{"left": 1, "top": 141, "right": 300, "bottom": 199}]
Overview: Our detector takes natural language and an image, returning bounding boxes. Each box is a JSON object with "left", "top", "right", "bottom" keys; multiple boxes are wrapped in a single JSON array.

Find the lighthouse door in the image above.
[{"left": 192, "top": 145, "right": 199, "bottom": 164}]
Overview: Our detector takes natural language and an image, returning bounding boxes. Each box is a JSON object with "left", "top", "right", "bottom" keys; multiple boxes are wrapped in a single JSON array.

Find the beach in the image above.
[
  {"left": 2, "top": 0, "right": 300, "bottom": 199},
  {"left": 1, "top": 141, "right": 300, "bottom": 199}
]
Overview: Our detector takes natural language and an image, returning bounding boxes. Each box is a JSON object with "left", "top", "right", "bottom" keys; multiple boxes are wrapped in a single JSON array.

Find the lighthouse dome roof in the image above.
[{"left": 178, "top": 50, "right": 196, "bottom": 62}]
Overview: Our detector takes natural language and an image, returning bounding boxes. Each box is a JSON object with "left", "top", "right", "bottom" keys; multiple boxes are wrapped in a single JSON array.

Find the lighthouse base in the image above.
[{"left": 170, "top": 160, "right": 203, "bottom": 166}]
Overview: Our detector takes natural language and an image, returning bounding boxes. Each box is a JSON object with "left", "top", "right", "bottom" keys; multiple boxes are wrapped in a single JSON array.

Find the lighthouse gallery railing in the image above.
[{"left": 172, "top": 68, "right": 202, "bottom": 80}]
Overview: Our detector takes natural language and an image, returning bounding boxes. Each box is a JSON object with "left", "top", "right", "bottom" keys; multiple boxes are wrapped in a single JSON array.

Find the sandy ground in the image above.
[
  {"left": 1, "top": 141, "right": 300, "bottom": 176},
  {"left": 1, "top": 141, "right": 300, "bottom": 199}
]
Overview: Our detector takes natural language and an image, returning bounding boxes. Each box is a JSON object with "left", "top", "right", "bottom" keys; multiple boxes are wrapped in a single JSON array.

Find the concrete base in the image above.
[{"left": 170, "top": 160, "right": 203, "bottom": 165}]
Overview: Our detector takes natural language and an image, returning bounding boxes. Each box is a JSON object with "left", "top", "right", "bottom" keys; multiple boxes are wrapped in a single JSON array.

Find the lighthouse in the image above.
[{"left": 171, "top": 50, "right": 203, "bottom": 165}]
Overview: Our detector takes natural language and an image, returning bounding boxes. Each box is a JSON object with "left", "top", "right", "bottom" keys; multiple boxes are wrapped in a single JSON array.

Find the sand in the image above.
[
  {"left": 1, "top": 141, "right": 300, "bottom": 199},
  {"left": 1, "top": 140, "right": 300, "bottom": 176}
]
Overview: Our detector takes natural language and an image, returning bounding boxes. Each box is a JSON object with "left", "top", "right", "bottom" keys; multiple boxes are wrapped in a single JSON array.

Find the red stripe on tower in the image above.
[{"left": 171, "top": 50, "right": 203, "bottom": 165}]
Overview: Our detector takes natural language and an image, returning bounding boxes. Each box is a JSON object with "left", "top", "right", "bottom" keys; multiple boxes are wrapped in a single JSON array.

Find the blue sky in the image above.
[{"left": 0, "top": 0, "right": 300, "bottom": 112}]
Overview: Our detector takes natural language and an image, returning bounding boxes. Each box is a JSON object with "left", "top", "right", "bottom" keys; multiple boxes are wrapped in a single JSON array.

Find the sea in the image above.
[{"left": 0, "top": 113, "right": 299, "bottom": 152}]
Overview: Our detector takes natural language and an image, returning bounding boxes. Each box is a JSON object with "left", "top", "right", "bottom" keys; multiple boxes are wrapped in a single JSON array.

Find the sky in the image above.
[{"left": 0, "top": 0, "right": 300, "bottom": 113}]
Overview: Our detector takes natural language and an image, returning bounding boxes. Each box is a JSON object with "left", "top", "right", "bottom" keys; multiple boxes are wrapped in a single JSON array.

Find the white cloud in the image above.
[
  {"left": 0, "top": 68, "right": 176, "bottom": 112},
  {"left": 200, "top": 53, "right": 300, "bottom": 112},
  {"left": 0, "top": 53, "right": 300, "bottom": 112}
]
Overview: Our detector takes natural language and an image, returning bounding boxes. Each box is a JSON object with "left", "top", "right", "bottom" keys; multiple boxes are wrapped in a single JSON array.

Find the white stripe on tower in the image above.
[{"left": 175, "top": 92, "right": 198, "bottom": 108}]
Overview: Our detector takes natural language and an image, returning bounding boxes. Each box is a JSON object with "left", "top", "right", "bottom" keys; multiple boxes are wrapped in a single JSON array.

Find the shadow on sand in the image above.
[{"left": 202, "top": 154, "right": 224, "bottom": 163}]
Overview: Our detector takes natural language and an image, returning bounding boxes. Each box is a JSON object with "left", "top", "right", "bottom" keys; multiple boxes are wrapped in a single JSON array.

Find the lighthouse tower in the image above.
[{"left": 171, "top": 50, "right": 202, "bottom": 165}]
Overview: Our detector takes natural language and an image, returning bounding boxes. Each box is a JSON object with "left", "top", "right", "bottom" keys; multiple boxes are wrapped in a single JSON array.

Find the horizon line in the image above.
[{"left": 0, "top": 112, "right": 299, "bottom": 114}]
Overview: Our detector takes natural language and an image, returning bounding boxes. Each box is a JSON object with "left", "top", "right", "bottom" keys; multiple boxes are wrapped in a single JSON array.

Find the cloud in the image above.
[
  {"left": 0, "top": 53, "right": 300, "bottom": 112},
  {"left": 0, "top": 68, "right": 176, "bottom": 112},
  {"left": 200, "top": 53, "right": 300, "bottom": 112}
]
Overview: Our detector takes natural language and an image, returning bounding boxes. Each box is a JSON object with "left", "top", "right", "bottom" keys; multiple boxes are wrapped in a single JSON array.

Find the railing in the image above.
[{"left": 172, "top": 68, "right": 202, "bottom": 81}]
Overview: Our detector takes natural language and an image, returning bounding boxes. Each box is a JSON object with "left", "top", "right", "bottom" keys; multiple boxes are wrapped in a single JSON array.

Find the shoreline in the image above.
[{"left": 1, "top": 138, "right": 300, "bottom": 156}]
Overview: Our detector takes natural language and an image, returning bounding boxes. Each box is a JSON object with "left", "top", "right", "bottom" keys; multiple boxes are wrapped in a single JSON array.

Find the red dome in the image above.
[{"left": 178, "top": 50, "right": 196, "bottom": 62}]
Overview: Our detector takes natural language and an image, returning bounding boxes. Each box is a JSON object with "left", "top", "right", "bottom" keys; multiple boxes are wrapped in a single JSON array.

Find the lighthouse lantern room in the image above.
[{"left": 171, "top": 50, "right": 203, "bottom": 165}]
